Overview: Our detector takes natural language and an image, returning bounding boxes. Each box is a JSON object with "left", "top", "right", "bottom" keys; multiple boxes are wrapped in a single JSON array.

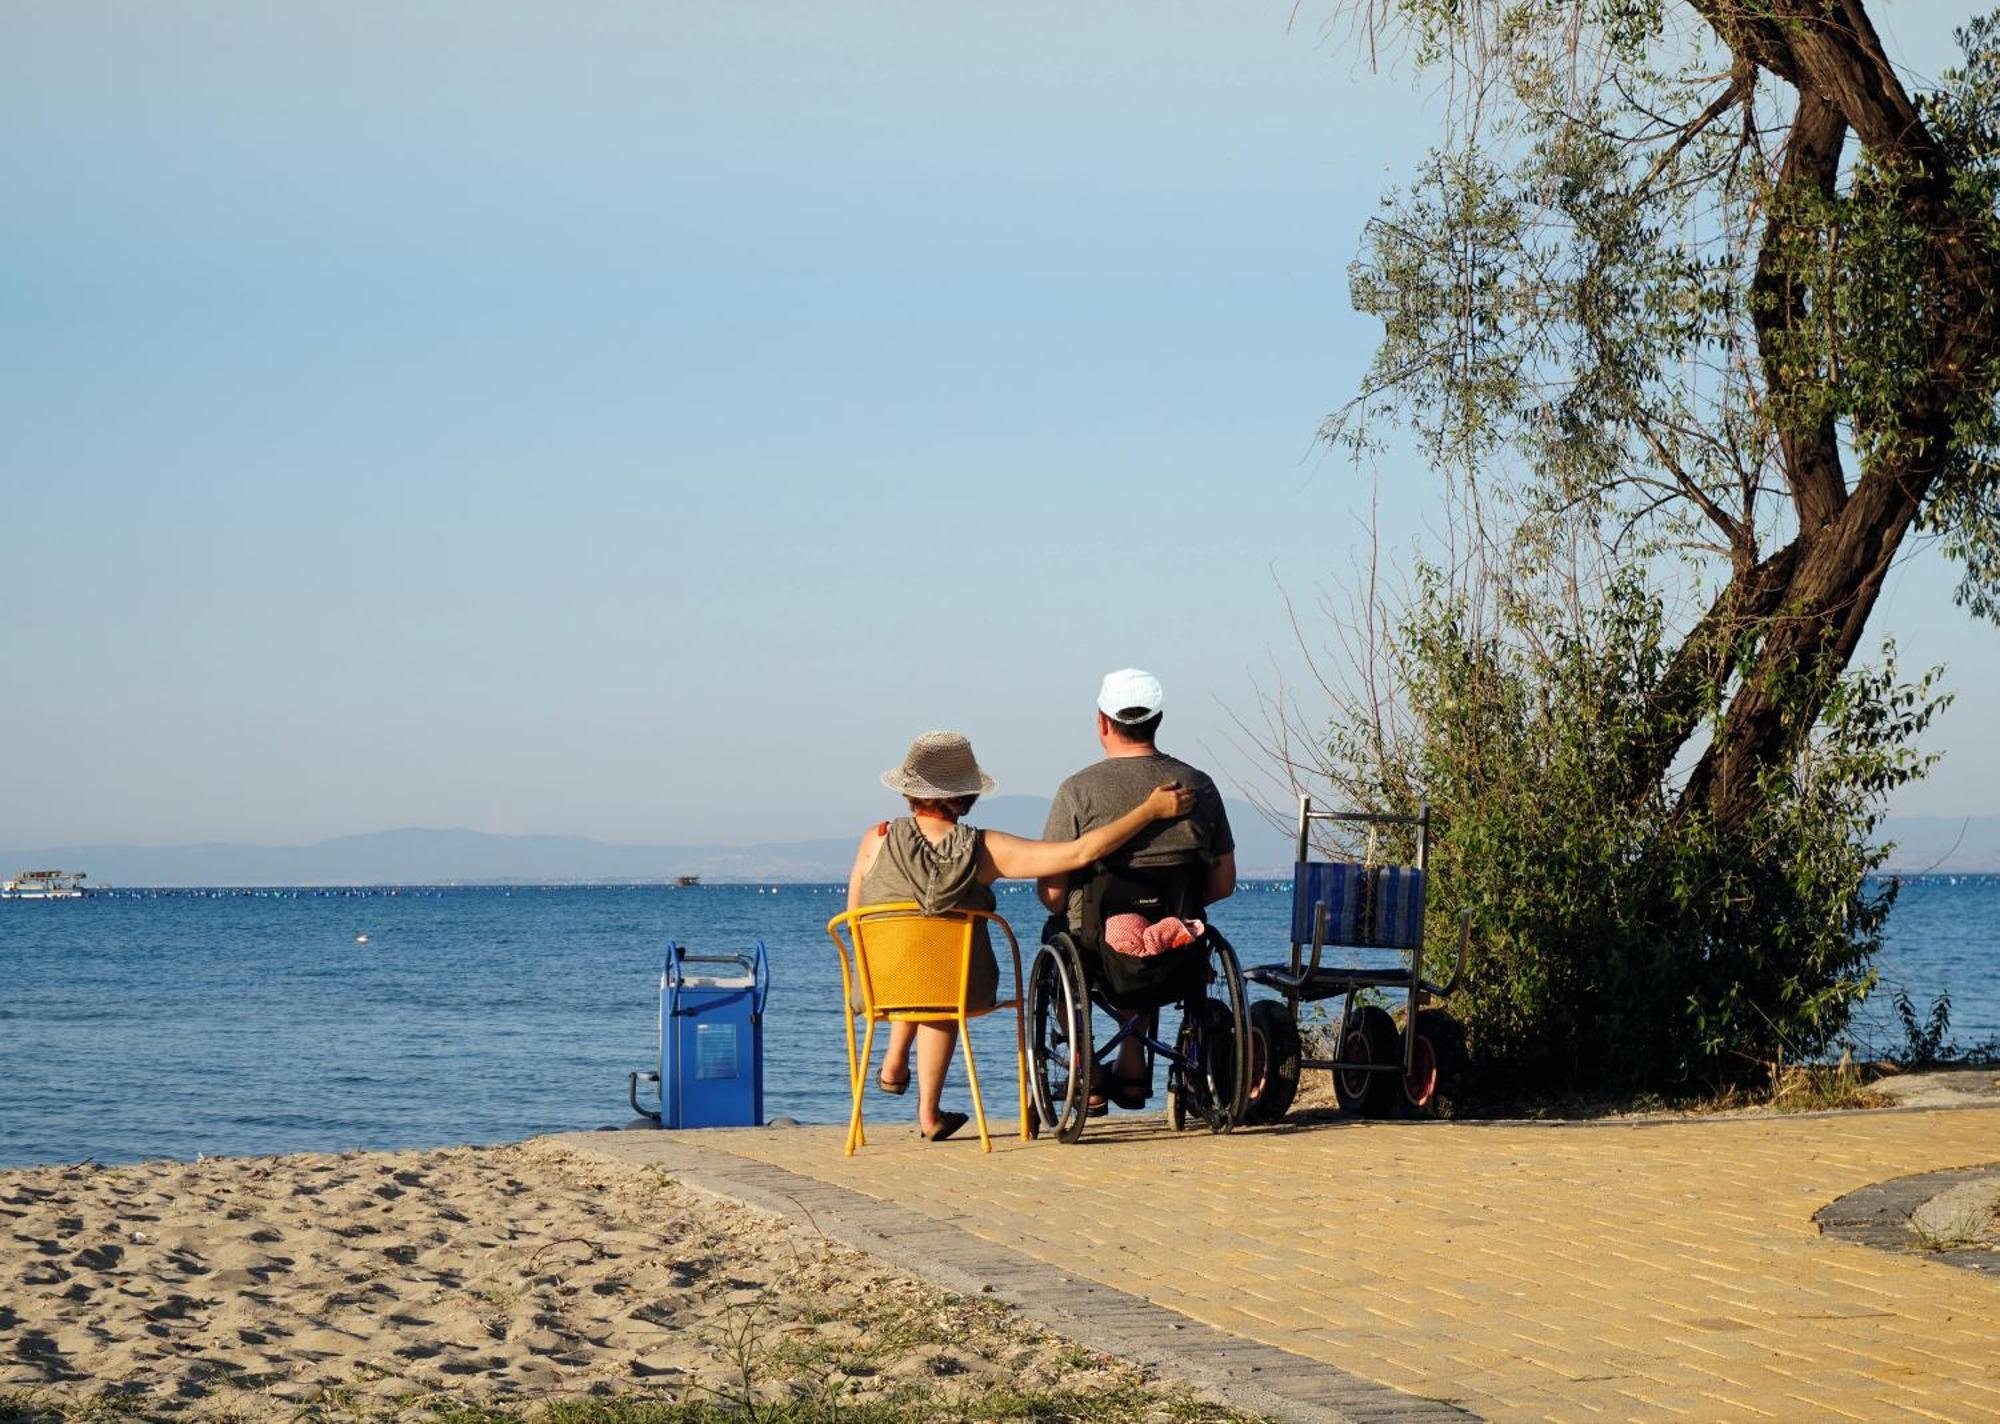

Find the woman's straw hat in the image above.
[{"left": 881, "top": 731, "right": 997, "bottom": 799}]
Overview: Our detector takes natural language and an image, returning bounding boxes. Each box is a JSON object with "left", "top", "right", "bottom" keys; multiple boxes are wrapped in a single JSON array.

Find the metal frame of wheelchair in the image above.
[
  {"left": 1026, "top": 920, "right": 1252, "bottom": 1143},
  {"left": 1240, "top": 796, "right": 1472, "bottom": 1123}
]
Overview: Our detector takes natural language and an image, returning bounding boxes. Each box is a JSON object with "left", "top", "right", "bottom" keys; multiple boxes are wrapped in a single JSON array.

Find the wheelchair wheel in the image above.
[
  {"left": 1211, "top": 936, "right": 1250, "bottom": 1131},
  {"left": 1332, "top": 1003, "right": 1400, "bottom": 1118},
  {"left": 1027, "top": 937, "right": 1092, "bottom": 1144},
  {"left": 1164, "top": 1005, "right": 1220, "bottom": 1132},
  {"left": 1244, "top": 999, "right": 1302, "bottom": 1125},
  {"left": 1164, "top": 936, "right": 1251, "bottom": 1134},
  {"left": 1401, "top": 1008, "right": 1466, "bottom": 1117}
]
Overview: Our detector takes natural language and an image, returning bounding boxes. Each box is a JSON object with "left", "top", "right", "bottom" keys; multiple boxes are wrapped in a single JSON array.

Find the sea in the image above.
[{"left": 2, "top": 878, "right": 1995, "bottom": 1169}]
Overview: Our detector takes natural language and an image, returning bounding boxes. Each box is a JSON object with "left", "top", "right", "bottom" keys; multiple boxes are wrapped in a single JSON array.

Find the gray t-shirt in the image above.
[{"left": 1041, "top": 751, "right": 1234, "bottom": 928}]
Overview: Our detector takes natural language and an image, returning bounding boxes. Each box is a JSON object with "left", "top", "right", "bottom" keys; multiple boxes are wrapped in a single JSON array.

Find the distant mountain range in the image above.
[
  {"left": 1, "top": 795, "right": 1302, "bottom": 888},
  {"left": 1866, "top": 816, "right": 2000, "bottom": 874},
  {"left": 8, "top": 805, "right": 1995, "bottom": 888}
]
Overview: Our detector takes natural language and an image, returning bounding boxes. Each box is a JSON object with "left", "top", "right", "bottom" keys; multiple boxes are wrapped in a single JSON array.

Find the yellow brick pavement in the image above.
[{"left": 703, "top": 1107, "right": 2000, "bottom": 1421}]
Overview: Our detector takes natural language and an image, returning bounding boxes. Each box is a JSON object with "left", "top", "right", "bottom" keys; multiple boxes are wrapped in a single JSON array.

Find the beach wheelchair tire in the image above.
[
  {"left": 1333, "top": 1003, "right": 1401, "bottom": 1118},
  {"left": 1028, "top": 936, "right": 1093, "bottom": 1144},
  {"left": 1400, "top": 1007, "right": 1465, "bottom": 1117},
  {"left": 1244, "top": 999, "right": 1302, "bottom": 1125}
]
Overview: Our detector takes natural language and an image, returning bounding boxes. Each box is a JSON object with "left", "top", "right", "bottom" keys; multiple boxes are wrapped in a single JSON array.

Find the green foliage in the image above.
[
  {"left": 1889, "top": 987, "right": 2000, "bottom": 1068},
  {"left": 1338, "top": 7, "right": 2000, "bottom": 611},
  {"left": 1892, "top": 989, "right": 1957, "bottom": 1069},
  {"left": 1334, "top": 566, "right": 1947, "bottom": 1094},
  {"left": 1916, "top": 11, "right": 2000, "bottom": 621},
  {"left": 1337, "top": 31, "right": 1770, "bottom": 564},
  {"left": 1301, "top": 0, "right": 1996, "bottom": 1103}
]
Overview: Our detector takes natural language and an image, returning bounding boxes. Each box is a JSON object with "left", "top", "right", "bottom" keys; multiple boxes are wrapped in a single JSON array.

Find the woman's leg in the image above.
[
  {"left": 915, "top": 1021, "right": 960, "bottom": 1134},
  {"left": 881, "top": 1021, "right": 916, "bottom": 1088}
]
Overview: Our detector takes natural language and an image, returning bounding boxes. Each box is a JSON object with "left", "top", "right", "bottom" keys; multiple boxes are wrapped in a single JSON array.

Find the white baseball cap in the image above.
[{"left": 1097, "top": 668, "right": 1164, "bottom": 723}]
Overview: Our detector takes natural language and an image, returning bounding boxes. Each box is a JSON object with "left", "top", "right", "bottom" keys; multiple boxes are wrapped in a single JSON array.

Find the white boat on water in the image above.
[{"left": 2, "top": 870, "right": 87, "bottom": 900}]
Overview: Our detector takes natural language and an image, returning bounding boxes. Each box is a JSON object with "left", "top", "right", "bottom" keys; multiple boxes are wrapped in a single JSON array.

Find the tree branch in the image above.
[
  {"left": 1751, "top": 85, "right": 1849, "bottom": 533},
  {"left": 1624, "top": 538, "right": 1799, "bottom": 803}
]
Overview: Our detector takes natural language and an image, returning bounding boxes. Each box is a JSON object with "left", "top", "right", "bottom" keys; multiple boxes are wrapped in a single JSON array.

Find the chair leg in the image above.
[
  {"left": 842, "top": 1006, "right": 861, "bottom": 1137},
  {"left": 850, "top": 1015, "right": 869, "bottom": 1151},
  {"left": 1013, "top": 997, "right": 1030, "bottom": 1141},
  {"left": 958, "top": 1013, "right": 991, "bottom": 1153},
  {"left": 847, "top": 1019, "right": 876, "bottom": 1156}
]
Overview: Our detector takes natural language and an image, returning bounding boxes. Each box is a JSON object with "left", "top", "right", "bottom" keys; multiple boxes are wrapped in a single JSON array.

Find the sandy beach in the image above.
[{"left": 0, "top": 1136, "right": 1247, "bottom": 1421}]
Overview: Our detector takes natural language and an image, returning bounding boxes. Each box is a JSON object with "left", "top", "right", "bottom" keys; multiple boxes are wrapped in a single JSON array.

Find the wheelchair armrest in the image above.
[
  {"left": 1305, "top": 900, "right": 1329, "bottom": 983},
  {"left": 1421, "top": 908, "right": 1473, "bottom": 999}
]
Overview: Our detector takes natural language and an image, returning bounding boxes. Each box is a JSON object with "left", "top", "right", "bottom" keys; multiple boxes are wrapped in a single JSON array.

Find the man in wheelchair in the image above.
[{"left": 1036, "top": 669, "right": 1237, "bottom": 1119}]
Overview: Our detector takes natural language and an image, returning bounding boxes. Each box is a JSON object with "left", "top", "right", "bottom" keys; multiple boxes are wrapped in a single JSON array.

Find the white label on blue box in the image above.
[{"left": 696, "top": 1023, "right": 739, "bottom": 1080}]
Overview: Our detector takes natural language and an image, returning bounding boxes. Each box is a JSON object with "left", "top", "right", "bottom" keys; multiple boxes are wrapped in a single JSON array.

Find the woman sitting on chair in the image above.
[{"left": 850, "top": 730, "right": 1193, "bottom": 1140}]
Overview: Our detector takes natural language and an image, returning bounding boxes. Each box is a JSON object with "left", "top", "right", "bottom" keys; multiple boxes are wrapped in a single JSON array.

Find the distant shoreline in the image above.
[
  {"left": 13, "top": 876, "right": 1294, "bottom": 893},
  {"left": 13, "top": 805, "right": 1996, "bottom": 889},
  {"left": 13, "top": 872, "right": 1991, "bottom": 894}
]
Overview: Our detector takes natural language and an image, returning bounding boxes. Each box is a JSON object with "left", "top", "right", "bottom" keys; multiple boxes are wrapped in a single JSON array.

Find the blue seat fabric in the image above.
[{"left": 1290, "top": 862, "right": 1426, "bottom": 950}]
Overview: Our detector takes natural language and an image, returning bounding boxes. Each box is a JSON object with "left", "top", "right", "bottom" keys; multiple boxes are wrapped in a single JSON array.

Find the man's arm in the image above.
[
  {"left": 1037, "top": 782, "right": 1080, "bottom": 914},
  {"left": 1204, "top": 851, "right": 1236, "bottom": 906},
  {"left": 1203, "top": 781, "right": 1236, "bottom": 904}
]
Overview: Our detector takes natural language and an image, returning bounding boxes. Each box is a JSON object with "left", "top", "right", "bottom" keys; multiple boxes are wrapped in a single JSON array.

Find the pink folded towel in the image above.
[{"left": 1104, "top": 913, "right": 1204, "bottom": 958}]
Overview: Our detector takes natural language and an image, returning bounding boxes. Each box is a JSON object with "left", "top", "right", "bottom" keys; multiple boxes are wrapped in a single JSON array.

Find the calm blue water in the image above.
[{"left": 1, "top": 877, "right": 1994, "bottom": 1168}]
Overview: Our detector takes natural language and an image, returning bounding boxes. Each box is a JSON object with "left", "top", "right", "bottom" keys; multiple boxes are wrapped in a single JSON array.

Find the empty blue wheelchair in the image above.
[{"left": 1240, "top": 796, "right": 1472, "bottom": 1122}]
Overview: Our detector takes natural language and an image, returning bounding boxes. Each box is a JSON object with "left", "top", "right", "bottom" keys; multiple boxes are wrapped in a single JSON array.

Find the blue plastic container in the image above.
[{"left": 646, "top": 941, "right": 768, "bottom": 1129}]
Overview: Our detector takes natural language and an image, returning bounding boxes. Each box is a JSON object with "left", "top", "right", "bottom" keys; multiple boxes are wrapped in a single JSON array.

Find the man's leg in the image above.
[{"left": 1113, "top": 1013, "right": 1148, "bottom": 1097}]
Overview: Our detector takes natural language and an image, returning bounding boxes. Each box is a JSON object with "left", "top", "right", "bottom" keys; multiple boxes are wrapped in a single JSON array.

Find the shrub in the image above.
[{"left": 1321, "top": 565, "right": 1945, "bottom": 1097}]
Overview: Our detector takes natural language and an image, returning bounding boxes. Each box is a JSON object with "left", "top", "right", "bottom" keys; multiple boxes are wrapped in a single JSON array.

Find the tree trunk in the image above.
[{"left": 1672, "top": 0, "right": 2000, "bottom": 829}]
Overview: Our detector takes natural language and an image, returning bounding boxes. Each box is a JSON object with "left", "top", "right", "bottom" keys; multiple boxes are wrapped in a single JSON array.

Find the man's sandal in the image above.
[{"left": 1106, "top": 1075, "right": 1149, "bottom": 1110}]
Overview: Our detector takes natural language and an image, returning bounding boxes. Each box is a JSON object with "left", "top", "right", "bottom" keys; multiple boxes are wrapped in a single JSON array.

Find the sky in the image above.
[{"left": 3, "top": 2, "right": 1995, "bottom": 850}]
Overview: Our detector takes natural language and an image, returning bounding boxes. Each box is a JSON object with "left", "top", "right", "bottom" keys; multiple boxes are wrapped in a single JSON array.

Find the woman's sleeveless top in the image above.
[{"left": 857, "top": 818, "right": 999, "bottom": 1010}]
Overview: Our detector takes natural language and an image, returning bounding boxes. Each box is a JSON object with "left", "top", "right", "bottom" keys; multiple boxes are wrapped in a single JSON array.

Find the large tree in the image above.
[{"left": 1334, "top": 0, "right": 2000, "bottom": 830}]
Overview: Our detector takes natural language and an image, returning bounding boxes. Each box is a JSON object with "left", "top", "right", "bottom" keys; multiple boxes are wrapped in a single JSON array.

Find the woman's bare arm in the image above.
[
  {"left": 846, "top": 825, "right": 887, "bottom": 911},
  {"left": 979, "top": 783, "right": 1193, "bottom": 881}
]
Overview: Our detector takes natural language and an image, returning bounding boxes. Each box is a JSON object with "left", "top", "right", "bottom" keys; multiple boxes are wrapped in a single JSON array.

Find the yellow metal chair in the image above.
[{"left": 825, "top": 903, "right": 1029, "bottom": 1154}]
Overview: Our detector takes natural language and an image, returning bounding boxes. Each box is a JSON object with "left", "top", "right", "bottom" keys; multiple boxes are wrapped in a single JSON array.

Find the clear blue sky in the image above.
[{"left": 3, "top": 2, "right": 1991, "bottom": 848}]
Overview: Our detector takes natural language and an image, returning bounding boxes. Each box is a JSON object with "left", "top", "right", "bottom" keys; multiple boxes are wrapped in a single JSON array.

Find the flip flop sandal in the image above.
[
  {"left": 920, "top": 1111, "right": 970, "bottom": 1142},
  {"left": 877, "top": 1073, "right": 911, "bottom": 1097},
  {"left": 1107, "top": 1075, "right": 1150, "bottom": 1110}
]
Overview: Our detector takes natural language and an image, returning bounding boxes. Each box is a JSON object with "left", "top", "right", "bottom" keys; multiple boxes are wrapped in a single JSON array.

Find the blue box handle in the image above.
[{"left": 663, "top": 940, "right": 769, "bottom": 1022}]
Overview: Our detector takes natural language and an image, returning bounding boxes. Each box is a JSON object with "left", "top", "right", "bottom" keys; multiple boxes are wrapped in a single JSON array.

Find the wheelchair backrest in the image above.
[
  {"left": 1291, "top": 794, "right": 1430, "bottom": 952},
  {"left": 1291, "top": 862, "right": 1426, "bottom": 950},
  {"left": 1076, "top": 857, "right": 1206, "bottom": 949}
]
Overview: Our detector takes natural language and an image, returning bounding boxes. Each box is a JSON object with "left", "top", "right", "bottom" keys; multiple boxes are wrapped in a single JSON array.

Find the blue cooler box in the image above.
[{"left": 634, "top": 941, "right": 768, "bottom": 1129}]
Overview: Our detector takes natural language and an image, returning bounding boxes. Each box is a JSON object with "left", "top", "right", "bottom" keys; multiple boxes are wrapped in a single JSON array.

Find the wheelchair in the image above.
[
  {"left": 1025, "top": 861, "right": 1251, "bottom": 1143},
  {"left": 1239, "top": 796, "right": 1472, "bottom": 1123}
]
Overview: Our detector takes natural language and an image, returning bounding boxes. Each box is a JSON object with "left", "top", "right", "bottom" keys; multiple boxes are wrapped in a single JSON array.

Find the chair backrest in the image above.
[
  {"left": 839, "top": 904, "right": 981, "bottom": 1015},
  {"left": 1291, "top": 795, "right": 1430, "bottom": 952},
  {"left": 1290, "top": 862, "right": 1427, "bottom": 950}
]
